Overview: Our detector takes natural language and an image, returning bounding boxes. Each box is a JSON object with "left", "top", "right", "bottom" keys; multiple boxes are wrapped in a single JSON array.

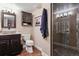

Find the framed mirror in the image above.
[{"left": 1, "top": 11, "right": 16, "bottom": 29}]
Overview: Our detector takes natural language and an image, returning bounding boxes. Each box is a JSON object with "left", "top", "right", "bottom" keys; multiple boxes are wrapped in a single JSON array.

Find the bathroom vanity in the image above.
[{"left": 0, "top": 34, "right": 23, "bottom": 56}]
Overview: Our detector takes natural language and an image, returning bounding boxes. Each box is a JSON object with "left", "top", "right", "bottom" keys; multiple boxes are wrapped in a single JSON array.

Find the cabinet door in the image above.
[
  {"left": 0, "top": 40, "right": 9, "bottom": 55},
  {"left": 10, "top": 39, "right": 20, "bottom": 53},
  {"left": 10, "top": 39, "right": 22, "bottom": 55}
]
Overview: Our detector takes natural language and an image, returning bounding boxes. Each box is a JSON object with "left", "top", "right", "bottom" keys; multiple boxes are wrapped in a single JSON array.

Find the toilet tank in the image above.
[{"left": 23, "top": 33, "right": 31, "bottom": 41}]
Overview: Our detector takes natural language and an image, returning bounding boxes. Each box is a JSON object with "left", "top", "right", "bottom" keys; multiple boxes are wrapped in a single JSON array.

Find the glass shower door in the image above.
[
  {"left": 53, "top": 12, "right": 78, "bottom": 56},
  {"left": 52, "top": 3, "right": 79, "bottom": 56}
]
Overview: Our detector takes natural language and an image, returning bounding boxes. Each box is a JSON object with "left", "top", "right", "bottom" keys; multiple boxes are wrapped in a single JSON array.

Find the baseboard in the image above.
[{"left": 34, "top": 45, "right": 48, "bottom": 56}]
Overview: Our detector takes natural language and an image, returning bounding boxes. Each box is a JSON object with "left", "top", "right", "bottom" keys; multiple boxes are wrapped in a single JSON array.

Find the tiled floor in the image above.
[{"left": 17, "top": 47, "right": 42, "bottom": 56}]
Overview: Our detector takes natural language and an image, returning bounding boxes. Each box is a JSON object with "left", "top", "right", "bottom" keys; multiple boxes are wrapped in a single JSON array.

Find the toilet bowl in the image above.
[
  {"left": 26, "top": 40, "right": 34, "bottom": 53},
  {"left": 22, "top": 33, "right": 34, "bottom": 53}
]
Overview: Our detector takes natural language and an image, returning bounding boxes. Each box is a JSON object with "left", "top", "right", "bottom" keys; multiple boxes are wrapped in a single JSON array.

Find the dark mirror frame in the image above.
[{"left": 1, "top": 11, "right": 16, "bottom": 28}]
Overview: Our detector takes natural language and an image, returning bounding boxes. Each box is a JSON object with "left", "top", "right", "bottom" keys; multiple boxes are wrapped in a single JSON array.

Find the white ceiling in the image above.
[{"left": 14, "top": 3, "right": 42, "bottom": 12}]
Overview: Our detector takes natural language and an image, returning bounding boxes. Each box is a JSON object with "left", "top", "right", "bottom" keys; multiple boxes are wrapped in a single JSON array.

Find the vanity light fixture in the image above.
[
  {"left": 64, "top": 12, "right": 68, "bottom": 16},
  {"left": 56, "top": 11, "right": 73, "bottom": 18},
  {"left": 2, "top": 9, "right": 15, "bottom": 14},
  {"left": 68, "top": 11, "right": 73, "bottom": 15}
]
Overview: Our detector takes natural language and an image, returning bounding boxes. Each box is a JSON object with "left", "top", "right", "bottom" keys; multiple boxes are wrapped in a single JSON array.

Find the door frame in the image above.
[{"left": 50, "top": 3, "right": 53, "bottom": 56}]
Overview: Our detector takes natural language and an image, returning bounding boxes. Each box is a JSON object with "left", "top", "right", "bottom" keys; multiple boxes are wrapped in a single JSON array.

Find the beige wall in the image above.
[
  {"left": 32, "top": 3, "right": 51, "bottom": 56},
  {"left": 15, "top": 11, "right": 32, "bottom": 35}
]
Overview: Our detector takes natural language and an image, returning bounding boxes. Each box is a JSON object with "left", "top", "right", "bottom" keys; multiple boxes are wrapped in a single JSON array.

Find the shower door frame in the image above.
[
  {"left": 50, "top": 3, "right": 53, "bottom": 56},
  {"left": 50, "top": 3, "right": 78, "bottom": 56}
]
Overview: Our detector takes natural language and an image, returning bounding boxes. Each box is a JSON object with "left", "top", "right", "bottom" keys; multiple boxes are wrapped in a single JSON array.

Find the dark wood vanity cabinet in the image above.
[
  {"left": 22, "top": 11, "right": 33, "bottom": 26},
  {"left": 0, "top": 34, "right": 23, "bottom": 56}
]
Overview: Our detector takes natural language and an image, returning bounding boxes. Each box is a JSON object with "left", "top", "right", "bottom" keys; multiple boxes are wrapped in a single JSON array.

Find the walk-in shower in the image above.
[{"left": 52, "top": 3, "right": 79, "bottom": 56}]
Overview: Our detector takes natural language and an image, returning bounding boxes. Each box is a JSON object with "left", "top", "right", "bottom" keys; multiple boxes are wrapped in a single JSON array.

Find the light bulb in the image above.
[
  {"left": 68, "top": 11, "right": 73, "bottom": 15},
  {"left": 64, "top": 12, "right": 68, "bottom": 16},
  {"left": 60, "top": 13, "right": 63, "bottom": 17},
  {"left": 56, "top": 14, "right": 60, "bottom": 18}
]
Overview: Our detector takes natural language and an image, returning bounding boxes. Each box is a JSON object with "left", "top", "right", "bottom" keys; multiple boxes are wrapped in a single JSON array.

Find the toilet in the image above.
[{"left": 22, "top": 33, "right": 34, "bottom": 53}]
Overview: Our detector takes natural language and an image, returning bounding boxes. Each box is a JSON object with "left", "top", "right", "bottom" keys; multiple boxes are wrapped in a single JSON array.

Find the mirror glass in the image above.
[{"left": 4, "top": 14, "right": 15, "bottom": 27}]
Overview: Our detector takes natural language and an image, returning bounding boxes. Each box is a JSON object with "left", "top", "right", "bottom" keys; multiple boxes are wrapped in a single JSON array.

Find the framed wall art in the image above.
[{"left": 35, "top": 15, "right": 41, "bottom": 26}]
